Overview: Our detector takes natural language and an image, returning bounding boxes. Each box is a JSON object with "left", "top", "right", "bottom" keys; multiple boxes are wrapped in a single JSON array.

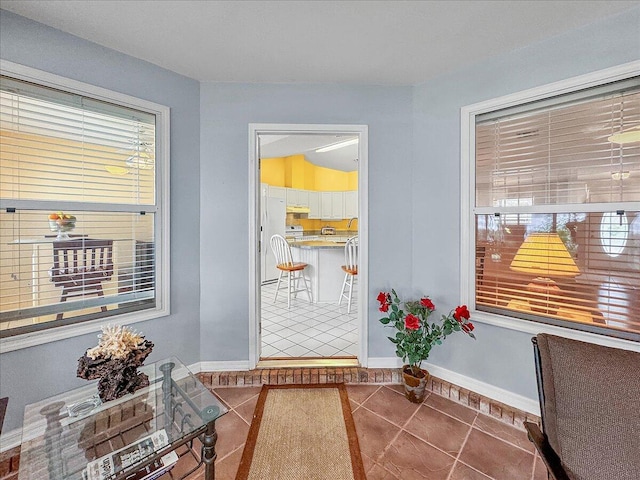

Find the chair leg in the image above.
[
  {"left": 301, "top": 271, "right": 312, "bottom": 303},
  {"left": 273, "top": 270, "right": 284, "bottom": 303},
  {"left": 338, "top": 273, "right": 348, "bottom": 307},
  {"left": 347, "top": 274, "right": 354, "bottom": 314},
  {"left": 287, "top": 271, "right": 292, "bottom": 309},
  {"left": 97, "top": 286, "right": 107, "bottom": 312},
  {"left": 56, "top": 290, "right": 68, "bottom": 321}
]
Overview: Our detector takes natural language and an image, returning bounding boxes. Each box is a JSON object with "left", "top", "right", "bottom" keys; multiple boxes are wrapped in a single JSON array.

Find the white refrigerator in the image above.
[{"left": 261, "top": 192, "right": 286, "bottom": 283}]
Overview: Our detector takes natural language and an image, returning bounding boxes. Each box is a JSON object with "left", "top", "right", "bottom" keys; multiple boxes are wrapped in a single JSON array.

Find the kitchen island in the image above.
[{"left": 289, "top": 238, "right": 348, "bottom": 304}]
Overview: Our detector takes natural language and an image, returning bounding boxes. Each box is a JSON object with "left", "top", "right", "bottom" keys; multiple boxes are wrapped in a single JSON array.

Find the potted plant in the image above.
[{"left": 377, "top": 290, "right": 476, "bottom": 403}]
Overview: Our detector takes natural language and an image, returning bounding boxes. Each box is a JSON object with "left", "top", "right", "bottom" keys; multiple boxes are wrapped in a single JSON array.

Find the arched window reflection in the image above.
[{"left": 600, "top": 212, "right": 629, "bottom": 257}]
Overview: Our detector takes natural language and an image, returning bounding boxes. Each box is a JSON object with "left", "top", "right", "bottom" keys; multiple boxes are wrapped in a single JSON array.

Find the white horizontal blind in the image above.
[
  {"left": 474, "top": 79, "right": 640, "bottom": 339},
  {"left": 476, "top": 87, "right": 640, "bottom": 207},
  {"left": 0, "top": 76, "right": 158, "bottom": 336}
]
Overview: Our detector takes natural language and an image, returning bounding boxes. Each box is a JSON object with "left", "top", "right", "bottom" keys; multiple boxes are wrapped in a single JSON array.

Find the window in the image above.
[
  {"left": 0, "top": 63, "right": 169, "bottom": 343},
  {"left": 464, "top": 66, "right": 640, "bottom": 341}
]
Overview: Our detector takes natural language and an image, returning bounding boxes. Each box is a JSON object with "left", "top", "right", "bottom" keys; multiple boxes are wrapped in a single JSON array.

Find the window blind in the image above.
[
  {"left": 476, "top": 86, "right": 640, "bottom": 208},
  {"left": 0, "top": 75, "right": 158, "bottom": 336},
  {"left": 474, "top": 78, "right": 640, "bottom": 339}
]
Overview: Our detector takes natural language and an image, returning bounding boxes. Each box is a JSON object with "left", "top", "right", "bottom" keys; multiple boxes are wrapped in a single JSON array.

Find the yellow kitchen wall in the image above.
[
  {"left": 260, "top": 157, "right": 286, "bottom": 186},
  {"left": 347, "top": 171, "right": 358, "bottom": 190},
  {"left": 260, "top": 154, "right": 357, "bottom": 191},
  {"left": 285, "top": 154, "right": 306, "bottom": 189},
  {"left": 304, "top": 159, "right": 316, "bottom": 190}
]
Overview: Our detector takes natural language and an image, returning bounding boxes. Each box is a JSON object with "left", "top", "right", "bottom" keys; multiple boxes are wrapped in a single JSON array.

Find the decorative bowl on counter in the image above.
[{"left": 48, "top": 212, "right": 76, "bottom": 240}]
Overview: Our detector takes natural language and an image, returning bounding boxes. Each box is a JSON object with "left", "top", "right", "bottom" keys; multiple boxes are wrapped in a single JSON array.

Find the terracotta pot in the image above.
[{"left": 401, "top": 365, "right": 429, "bottom": 403}]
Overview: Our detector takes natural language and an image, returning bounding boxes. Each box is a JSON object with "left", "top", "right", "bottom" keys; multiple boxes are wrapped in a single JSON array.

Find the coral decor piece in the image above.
[
  {"left": 77, "top": 325, "right": 154, "bottom": 402},
  {"left": 377, "top": 290, "right": 476, "bottom": 378}
]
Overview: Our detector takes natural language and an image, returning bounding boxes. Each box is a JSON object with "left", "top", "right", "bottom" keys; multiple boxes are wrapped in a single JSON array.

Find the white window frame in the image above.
[
  {"left": 0, "top": 60, "right": 170, "bottom": 352},
  {"left": 460, "top": 60, "right": 640, "bottom": 351}
]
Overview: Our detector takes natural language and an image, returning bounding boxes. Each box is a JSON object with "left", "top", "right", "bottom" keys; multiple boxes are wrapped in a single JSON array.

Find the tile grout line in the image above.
[{"left": 445, "top": 411, "right": 484, "bottom": 480}]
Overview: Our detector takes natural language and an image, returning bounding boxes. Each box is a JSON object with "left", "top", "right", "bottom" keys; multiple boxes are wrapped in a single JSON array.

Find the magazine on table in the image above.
[{"left": 85, "top": 429, "right": 178, "bottom": 480}]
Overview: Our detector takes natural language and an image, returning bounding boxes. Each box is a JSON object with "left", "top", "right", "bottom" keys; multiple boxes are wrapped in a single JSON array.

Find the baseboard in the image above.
[
  {"left": 197, "top": 360, "right": 251, "bottom": 372},
  {"left": 367, "top": 357, "right": 540, "bottom": 415}
]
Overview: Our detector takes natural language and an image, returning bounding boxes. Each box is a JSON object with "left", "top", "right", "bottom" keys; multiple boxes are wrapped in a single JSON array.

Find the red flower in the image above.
[
  {"left": 379, "top": 302, "right": 389, "bottom": 312},
  {"left": 377, "top": 292, "right": 389, "bottom": 304},
  {"left": 462, "top": 322, "right": 475, "bottom": 333},
  {"left": 453, "top": 305, "right": 471, "bottom": 322},
  {"left": 405, "top": 314, "right": 420, "bottom": 330},
  {"left": 420, "top": 297, "right": 435, "bottom": 310}
]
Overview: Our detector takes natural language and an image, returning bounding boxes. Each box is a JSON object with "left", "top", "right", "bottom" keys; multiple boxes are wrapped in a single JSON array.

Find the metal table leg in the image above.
[{"left": 201, "top": 419, "right": 218, "bottom": 480}]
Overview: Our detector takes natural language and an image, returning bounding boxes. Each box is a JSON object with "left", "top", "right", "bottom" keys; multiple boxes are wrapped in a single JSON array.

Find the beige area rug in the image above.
[{"left": 235, "top": 383, "right": 366, "bottom": 480}]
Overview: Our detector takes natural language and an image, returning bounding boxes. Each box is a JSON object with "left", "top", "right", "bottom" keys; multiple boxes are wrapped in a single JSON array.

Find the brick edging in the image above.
[{"left": 196, "top": 367, "right": 541, "bottom": 432}]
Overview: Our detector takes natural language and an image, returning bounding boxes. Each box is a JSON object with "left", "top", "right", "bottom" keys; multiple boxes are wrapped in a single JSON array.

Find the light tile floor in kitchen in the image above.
[
  {"left": 260, "top": 280, "right": 358, "bottom": 358},
  {"left": 162, "top": 384, "right": 547, "bottom": 480}
]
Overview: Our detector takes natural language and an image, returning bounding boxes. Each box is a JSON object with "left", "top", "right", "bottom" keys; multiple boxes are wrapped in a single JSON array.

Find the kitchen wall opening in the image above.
[{"left": 252, "top": 125, "right": 368, "bottom": 367}]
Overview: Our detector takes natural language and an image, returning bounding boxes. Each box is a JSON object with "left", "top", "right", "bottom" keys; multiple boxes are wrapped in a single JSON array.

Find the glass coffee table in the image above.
[{"left": 18, "top": 357, "right": 227, "bottom": 480}]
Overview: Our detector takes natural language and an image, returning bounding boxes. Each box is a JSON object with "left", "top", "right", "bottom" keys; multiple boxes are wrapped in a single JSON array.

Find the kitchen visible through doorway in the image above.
[{"left": 254, "top": 125, "right": 367, "bottom": 367}]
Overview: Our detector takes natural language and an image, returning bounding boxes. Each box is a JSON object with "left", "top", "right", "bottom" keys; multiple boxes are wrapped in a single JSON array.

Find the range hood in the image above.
[{"left": 286, "top": 206, "right": 310, "bottom": 214}]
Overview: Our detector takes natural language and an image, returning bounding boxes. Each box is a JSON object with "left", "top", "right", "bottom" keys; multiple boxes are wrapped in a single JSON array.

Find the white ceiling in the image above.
[
  {"left": 2, "top": 0, "right": 639, "bottom": 86},
  {"left": 260, "top": 134, "right": 359, "bottom": 171}
]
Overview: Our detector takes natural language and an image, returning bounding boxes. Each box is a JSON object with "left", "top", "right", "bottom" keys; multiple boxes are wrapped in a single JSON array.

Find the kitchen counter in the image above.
[{"left": 289, "top": 242, "right": 346, "bottom": 303}]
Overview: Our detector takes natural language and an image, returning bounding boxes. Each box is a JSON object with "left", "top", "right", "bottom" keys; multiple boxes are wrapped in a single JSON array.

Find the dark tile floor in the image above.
[{"left": 168, "top": 384, "right": 548, "bottom": 480}]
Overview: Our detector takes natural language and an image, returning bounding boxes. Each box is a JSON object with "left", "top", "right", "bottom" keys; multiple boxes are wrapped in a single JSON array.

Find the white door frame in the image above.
[{"left": 248, "top": 123, "right": 369, "bottom": 369}]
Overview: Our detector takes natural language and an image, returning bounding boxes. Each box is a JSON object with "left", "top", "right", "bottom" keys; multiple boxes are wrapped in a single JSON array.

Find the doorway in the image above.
[{"left": 248, "top": 124, "right": 368, "bottom": 369}]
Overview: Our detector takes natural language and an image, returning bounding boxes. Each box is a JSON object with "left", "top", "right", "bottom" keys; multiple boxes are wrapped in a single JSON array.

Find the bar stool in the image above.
[
  {"left": 338, "top": 235, "right": 358, "bottom": 313},
  {"left": 270, "top": 234, "right": 312, "bottom": 309}
]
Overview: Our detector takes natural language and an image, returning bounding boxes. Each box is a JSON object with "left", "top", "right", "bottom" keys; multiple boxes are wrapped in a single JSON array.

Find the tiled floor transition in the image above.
[
  {"left": 163, "top": 384, "right": 547, "bottom": 480},
  {"left": 260, "top": 280, "right": 359, "bottom": 358}
]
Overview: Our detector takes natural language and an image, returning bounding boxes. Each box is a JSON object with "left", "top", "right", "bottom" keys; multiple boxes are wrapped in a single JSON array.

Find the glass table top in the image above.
[{"left": 18, "top": 357, "right": 228, "bottom": 480}]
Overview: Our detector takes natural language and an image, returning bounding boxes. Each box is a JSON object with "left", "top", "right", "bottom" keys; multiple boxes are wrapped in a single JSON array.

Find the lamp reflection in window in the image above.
[{"left": 509, "top": 232, "right": 580, "bottom": 312}]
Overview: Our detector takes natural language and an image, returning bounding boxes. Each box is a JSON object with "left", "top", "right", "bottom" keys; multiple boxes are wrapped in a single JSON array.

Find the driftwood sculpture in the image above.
[{"left": 77, "top": 325, "right": 154, "bottom": 402}]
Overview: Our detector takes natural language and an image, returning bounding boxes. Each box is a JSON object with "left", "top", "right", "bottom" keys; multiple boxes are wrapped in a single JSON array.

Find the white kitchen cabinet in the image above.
[
  {"left": 320, "top": 191, "right": 344, "bottom": 219},
  {"left": 286, "top": 188, "right": 309, "bottom": 207},
  {"left": 308, "top": 191, "right": 320, "bottom": 218},
  {"left": 269, "top": 186, "right": 287, "bottom": 199},
  {"left": 297, "top": 189, "right": 309, "bottom": 207},
  {"left": 344, "top": 191, "right": 358, "bottom": 219}
]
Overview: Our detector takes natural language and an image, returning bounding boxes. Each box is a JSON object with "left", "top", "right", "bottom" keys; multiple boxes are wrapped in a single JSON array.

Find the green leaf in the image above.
[{"left": 380, "top": 317, "right": 391, "bottom": 325}]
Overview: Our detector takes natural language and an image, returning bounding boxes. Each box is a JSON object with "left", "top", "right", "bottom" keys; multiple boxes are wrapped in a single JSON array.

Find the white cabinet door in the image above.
[
  {"left": 308, "top": 191, "right": 320, "bottom": 219},
  {"left": 287, "top": 188, "right": 310, "bottom": 207},
  {"left": 344, "top": 191, "right": 358, "bottom": 218},
  {"left": 320, "top": 192, "right": 333, "bottom": 219},
  {"left": 331, "top": 192, "right": 344, "bottom": 219},
  {"left": 320, "top": 192, "right": 344, "bottom": 219},
  {"left": 297, "top": 189, "right": 309, "bottom": 207},
  {"left": 269, "top": 186, "right": 287, "bottom": 199},
  {"left": 286, "top": 188, "right": 297, "bottom": 206}
]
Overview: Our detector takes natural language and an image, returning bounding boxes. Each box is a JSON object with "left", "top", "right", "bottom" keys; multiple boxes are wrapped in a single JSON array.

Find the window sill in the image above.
[
  {"left": 472, "top": 309, "right": 640, "bottom": 353},
  {"left": 0, "top": 305, "right": 169, "bottom": 353}
]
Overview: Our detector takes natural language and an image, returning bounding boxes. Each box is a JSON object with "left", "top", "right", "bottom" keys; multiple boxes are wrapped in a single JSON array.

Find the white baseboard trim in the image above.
[
  {"left": 367, "top": 357, "right": 539, "bottom": 416},
  {"left": 197, "top": 360, "right": 251, "bottom": 372},
  {"left": 0, "top": 428, "right": 22, "bottom": 453}
]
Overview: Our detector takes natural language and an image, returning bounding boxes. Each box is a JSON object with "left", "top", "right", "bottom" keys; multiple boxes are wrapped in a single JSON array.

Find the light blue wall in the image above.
[
  {"left": 0, "top": 10, "right": 201, "bottom": 432},
  {"left": 199, "top": 83, "right": 414, "bottom": 361},
  {"left": 411, "top": 6, "right": 640, "bottom": 400}
]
